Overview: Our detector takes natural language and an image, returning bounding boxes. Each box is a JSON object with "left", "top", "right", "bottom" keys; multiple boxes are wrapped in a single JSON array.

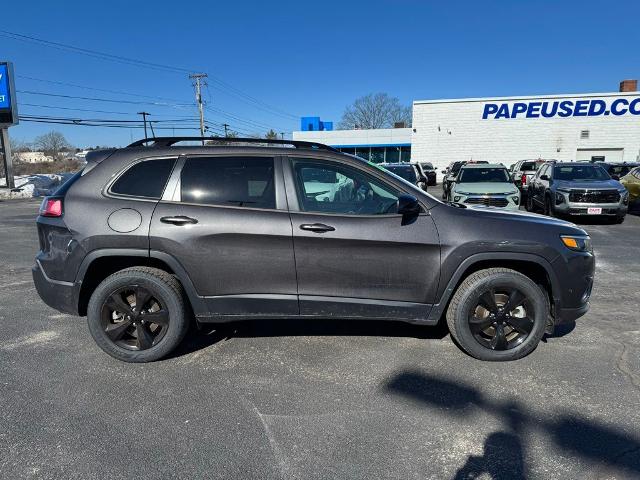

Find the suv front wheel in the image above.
[
  {"left": 87, "top": 267, "right": 189, "bottom": 362},
  {"left": 446, "top": 268, "right": 549, "bottom": 361}
]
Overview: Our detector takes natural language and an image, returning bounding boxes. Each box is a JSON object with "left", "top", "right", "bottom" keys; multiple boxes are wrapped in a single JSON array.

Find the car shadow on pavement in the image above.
[
  {"left": 384, "top": 370, "right": 640, "bottom": 479},
  {"left": 169, "top": 318, "right": 450, "bottom": 358},
  {"left": 545, "top": 320, "right": 576, "bottom": 339}
]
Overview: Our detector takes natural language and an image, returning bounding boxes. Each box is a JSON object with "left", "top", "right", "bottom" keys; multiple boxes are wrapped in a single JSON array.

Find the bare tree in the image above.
[
  {"left": 34, "top": 131, "right": 72, "bottom": 160},
  {"left": 338, "top": 93, "right": 412, "bottom": 130}
]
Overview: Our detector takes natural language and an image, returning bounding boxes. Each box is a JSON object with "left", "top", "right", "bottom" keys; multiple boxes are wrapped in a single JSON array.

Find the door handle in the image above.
[
  {"left": 160, "top": 215, "right": 198, "bottom": 225},
  {"left": 299, "top": 223, "right": 335, "bottom": 233}
]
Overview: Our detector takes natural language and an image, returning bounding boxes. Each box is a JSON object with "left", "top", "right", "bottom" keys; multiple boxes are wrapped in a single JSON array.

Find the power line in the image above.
[
  {"left": 1, "top": 29, "right": 299, "bottom": 120},
  {"left": 17, "top": 74, "right": 192, "bottom": 104},
  {"left": 19, "top": 115, "right": 203, "bottom": 131},
  {"left": 0, "top": 30, "right": 195, "bottom": 74},
  {"left": 17, "top": 89, "right": 192, "bottom": 108}
]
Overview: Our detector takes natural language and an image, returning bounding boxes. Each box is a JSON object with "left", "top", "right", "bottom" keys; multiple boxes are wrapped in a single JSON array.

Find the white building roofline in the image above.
[{"left": 413, "top": 91, "right": 640, "bottom": 105}]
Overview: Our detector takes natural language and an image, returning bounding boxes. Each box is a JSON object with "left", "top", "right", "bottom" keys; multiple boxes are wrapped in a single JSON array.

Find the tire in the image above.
[
  {"left": 446, "top": 268, "right": 549, "bottom": 361},
  {"left": 544, "top": 195, "right": 555, "bottom": 217},
  {"left": 614, "top": 215, "right": 625, "bottom": 224},
  {"left": 87, "top": 267, "right": 189, "bottom": 363},
  {"left": 526, "top": 192, "right": 536, "bottom": 212}
]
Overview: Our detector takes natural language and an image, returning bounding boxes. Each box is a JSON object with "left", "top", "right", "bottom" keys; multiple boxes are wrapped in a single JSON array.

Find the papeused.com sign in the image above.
[{"left": 482, "top": 97, "right": 640, "bottom": 120}]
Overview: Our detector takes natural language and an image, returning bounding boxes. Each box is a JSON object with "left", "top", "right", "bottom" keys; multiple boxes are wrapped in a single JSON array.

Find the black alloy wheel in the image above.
[
  {"left": 101, "top": 285, "right": 170, "bottom": 351},
  {"left": 468, "top": 288, "right": 534, "bottom": 351},
  {"left": 446, "top": 268, "right": 548, "bottom": 361}
]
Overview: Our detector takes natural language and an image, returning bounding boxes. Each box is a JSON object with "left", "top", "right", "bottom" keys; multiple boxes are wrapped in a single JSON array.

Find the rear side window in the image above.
[
  {"left": 111, "top": 158, "right": 176, "bottom": 199},
  {"left": 180, "top": 156, "right": 275, "bottom": 209}
]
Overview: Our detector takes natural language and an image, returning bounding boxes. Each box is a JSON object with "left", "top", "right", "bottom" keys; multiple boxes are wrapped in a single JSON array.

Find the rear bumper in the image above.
[{"left": 32, "top": 260, "right": 80, "bottom": 316}]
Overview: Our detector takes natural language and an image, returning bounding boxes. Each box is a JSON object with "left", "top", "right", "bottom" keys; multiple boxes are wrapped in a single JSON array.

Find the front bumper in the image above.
[
  {"left": 32, "top": 260, "right": 80, "bottom": 316},
  {"left": 455, "top": 193, "right": 521, "bottom": 210},
  {"left": 550, "top": 249, "right": 595, "bottom": 325},
  {"left": 554, "top": 190, "right": 628, "bottom": 216}
]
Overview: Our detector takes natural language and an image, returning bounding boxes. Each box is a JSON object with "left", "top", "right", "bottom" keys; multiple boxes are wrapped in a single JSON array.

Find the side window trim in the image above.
[
  {"left": 162, "top": 155, "right": 186, "bottom": 202},
  {"left": 105, "top": 156, "right": 178, "bottom": 201}
]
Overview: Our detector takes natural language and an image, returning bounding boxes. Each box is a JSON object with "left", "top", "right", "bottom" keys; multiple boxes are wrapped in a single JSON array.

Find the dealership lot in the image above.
[{"left": 1, "top": 194, "right": 639, "bottom": 479}]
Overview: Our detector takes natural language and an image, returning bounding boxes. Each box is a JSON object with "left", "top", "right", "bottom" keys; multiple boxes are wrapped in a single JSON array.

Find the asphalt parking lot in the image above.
[{"left": 1, "top": 190, "right": 639, "bottom": 480}]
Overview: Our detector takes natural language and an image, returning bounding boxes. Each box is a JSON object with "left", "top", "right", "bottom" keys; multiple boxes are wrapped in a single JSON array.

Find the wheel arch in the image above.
[
  {"left": 76, "top": 249, "right": 206, "bottom": 316},
  {"left": 427, "top": 252, "right": 560, "bottom": 324}
]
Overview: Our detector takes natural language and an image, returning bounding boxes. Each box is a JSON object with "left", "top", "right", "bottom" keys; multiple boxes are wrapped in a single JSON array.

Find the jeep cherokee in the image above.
[{"left": 33, "top": 137, "right": 595, "bottom": 363}]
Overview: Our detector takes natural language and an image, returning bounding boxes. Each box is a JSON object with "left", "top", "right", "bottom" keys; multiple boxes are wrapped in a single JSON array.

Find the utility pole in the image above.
[
  {"left": 189, "top": 73, "right": 208, "bottom": 144},
  {"left": 137, "top": 112, "right": 150, "bottom": 140},
  {"left": 280, "top": 132, "right": 285, "bottom": 140},
  {"left": 0, "top": 128, "right": 15, "bottom": 189},
  {"left": 223, "top": 123, "right": 229, "bottom": 138}
]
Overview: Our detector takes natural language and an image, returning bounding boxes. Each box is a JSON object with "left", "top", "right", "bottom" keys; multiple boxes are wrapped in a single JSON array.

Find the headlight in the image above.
[
  {"left": 621, "top": 191, "right": 629, "bottom": 205},
  {"left": 561, "top": 235, "right": 592, "bottom": 252},
  {"left": 555, "top": 192, "right": 565, "bottom": 204}
]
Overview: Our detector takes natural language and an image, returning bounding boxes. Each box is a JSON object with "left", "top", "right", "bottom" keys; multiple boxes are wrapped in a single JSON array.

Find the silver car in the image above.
[{"left": 526, "top": 162, "right": 629, "bottom": 223}]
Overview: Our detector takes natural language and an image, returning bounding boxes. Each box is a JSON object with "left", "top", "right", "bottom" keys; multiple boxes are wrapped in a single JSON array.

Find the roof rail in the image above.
[{"left": 126, "top": 136, "right": 339, "bottom": 152}]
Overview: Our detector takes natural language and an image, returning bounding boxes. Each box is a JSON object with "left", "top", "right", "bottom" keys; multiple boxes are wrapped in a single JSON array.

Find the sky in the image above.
[{"left": 3, "top": 0, "right": 640, "bottom": 148}]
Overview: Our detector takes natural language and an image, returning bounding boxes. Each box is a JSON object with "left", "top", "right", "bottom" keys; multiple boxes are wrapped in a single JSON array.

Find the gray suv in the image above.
[
  {"left": 526, "top": 161, "right": 629, "bottom": 223},
  {"left": 33, "top": 137, "right": 595, "bottom": 363}
]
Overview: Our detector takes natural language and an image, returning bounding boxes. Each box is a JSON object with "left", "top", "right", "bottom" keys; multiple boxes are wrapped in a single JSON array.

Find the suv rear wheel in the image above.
[
  {"left": 446, "top": 268, "right": 549, "bottom": 361},
  {"left": 87, "top": 267, "right": 189, "bottom": 362}
]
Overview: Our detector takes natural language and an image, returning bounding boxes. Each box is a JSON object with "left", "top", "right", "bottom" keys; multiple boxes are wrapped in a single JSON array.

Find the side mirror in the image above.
[
  {"left": 540, "top": 174, "right": 550, "bottom": 181},
  {"left": 611, "top": 174, "right": 620, "bottom": 181},
  {"left": 398, "top": 194, "right": 421, "bottom": 225}
]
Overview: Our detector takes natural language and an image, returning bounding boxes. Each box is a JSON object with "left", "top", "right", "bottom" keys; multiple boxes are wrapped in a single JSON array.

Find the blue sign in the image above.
[
  {"left": 482, "top": 98, "right": 640, "bottom": 120},
  {"left": 0, "top": 64, "right": 10, "bottom": 110}
]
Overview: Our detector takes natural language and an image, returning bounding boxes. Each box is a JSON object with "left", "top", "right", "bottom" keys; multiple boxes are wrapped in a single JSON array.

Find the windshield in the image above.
[
  {"left": 384, "top": 165, "right": 417, "bottom": 183},
  {"left": 459, "top": 167, "right": 510, "bottom": 183},
  {"left": 606, "top": 165, "right": 635, "bottom": 177},
  {"left": 521, "top": 162, "right": 541, "bottom": 172},
  {"left": 553, "top": 165, "right": 610, "bottom": 181}
]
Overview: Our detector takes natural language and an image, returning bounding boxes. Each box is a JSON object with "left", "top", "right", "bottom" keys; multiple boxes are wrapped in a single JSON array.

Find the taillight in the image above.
[
  {"left": 521, "top": 173, "right": 527, "bottom": 186},
  {"left": 39, "top": 197, "right": 63, "bottom": 217}
]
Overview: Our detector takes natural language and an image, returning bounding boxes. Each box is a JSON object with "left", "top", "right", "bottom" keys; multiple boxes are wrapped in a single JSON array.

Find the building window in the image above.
[
  {"left": 355, "top": 147, "right": 370, "bottom": 161},
  {"left": 580, "top": 130, "right": 590, "bottom": 139},
  {"left": 370, "top": 147, "right": 385, "bottom": 163},
  {"left": 386, "top": 147, "right": 400, "bottom": 163},
  {"left": 400, "top": 146, "right": 411, "bottom": 163}
]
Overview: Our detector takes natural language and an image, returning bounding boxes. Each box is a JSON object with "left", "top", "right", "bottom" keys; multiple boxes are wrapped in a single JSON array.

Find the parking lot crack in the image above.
[
  {"left": 240, "top": 396, "right": 291, "bottom": 480},
  {"left": 615, "top": 341, "right": 640, "bottom": 391}
]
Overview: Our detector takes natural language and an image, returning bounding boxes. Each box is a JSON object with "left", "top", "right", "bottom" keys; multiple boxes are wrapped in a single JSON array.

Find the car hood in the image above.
[
  {"left": 554, "top": 179, "right": 623, "bottom": 190},
  {"left": 453, "top": 182, "right": 518, "bottom": 194},
  {"left": 462, "top": 203, "right": 585, "bottom": 231}
]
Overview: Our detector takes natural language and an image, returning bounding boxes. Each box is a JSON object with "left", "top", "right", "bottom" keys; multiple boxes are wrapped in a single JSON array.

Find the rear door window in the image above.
[
  {"left": 110, "top": 158, "right": 176, "bottom": 199},
  {"left": 180, "top": 156, "right": 276, "bottom": 209}
]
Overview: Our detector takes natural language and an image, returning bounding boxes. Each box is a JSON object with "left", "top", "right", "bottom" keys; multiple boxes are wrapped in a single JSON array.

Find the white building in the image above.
[
  {"left": 293, "top": 81, "right": 640, "bottom": 172},
  {"left": 412, "top": 83, "right": 640, "bottom": 168},
  {"left": 16, "top": 151, "right": 55, "bottom": 163}
]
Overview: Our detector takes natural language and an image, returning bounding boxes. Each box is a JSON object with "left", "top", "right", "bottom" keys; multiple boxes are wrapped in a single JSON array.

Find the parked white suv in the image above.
[{"left": 449, "top": 164, "right": 521, "bottom": 210}]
